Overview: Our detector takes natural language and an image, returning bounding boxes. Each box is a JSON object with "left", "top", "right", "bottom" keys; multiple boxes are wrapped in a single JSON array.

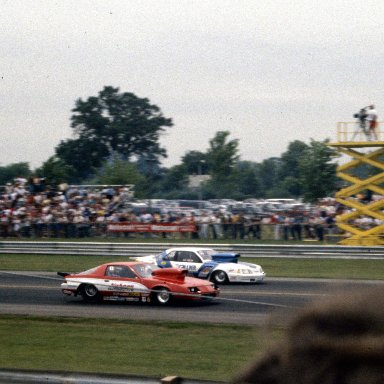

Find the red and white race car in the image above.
[{"left": 58, "top": 261, "right": 219, "bottom": 305}]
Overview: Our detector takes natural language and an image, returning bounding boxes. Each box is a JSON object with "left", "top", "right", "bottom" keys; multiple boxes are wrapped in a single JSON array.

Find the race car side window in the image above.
[
  {"left": 177, "top": 251, "right": 200, "bottom": 263},
  {"left": 105, "top": 265, "right": 137, "bottom": 278},
  {"left": 166, "top": 251, "right": 176, "bottom": 261},
  {"left": 189, "top": 253, "right": 201, "bottom": 263},
  {"left": 174, "top": 251, "right": 184, "bottom": 261},
  {"left": 105, "top": 266, "right": 117, "bottom": 277},
  {"left": 119, "top": 266, "right": 137, "bottom": 278}
]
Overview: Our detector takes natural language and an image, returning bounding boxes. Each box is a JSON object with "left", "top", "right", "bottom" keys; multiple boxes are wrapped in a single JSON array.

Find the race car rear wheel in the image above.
[
  {"left": 80, "top": 284, "right": 100, "bottom": 303},
  {"left": 211, "top": 270, "right": 228, "bottom": 284},
  {"left": 153, "top": 287, "right": 172, "bottom": 305}
]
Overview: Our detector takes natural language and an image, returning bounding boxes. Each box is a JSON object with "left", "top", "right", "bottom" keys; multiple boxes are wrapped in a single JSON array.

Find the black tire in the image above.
[
  {"left": 80, "top": 284, "right": 100, "bottom": 303},
  {"left": 211, "top": 270, "right": 228, "bottom": 284},
  {"left": 152, "top": 287, "right": 172, "bottom": 305}
]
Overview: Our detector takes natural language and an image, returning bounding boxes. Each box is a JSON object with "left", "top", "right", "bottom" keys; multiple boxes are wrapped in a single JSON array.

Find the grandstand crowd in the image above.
[{"left": 0, "top": 177, "right": 376, "bottom": 242}]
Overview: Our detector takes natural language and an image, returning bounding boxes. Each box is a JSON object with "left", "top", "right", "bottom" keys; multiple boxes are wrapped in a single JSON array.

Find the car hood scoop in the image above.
[{"left": 152, "top": 267, "right": 188, "bottom": 282}]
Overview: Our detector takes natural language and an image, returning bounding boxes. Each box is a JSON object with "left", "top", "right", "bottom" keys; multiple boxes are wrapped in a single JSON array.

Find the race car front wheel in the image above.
[
  {"left": 153, "top": 287, "right": 172, "bottom": 305},
  {"left": 211, "top": 270, "right": 228, "bottom": 284},
  {"left": 80, "top": 284, "right": 100, "bottom": 303}
]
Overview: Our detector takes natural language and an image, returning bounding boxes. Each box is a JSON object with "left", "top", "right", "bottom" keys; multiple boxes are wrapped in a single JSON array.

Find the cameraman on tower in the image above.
[{"left": 353, "top": 107, "right": 368, "bottom": 139}]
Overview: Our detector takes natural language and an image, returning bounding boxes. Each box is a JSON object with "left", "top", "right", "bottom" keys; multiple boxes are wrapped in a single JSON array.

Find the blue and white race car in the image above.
[{"left": 133, "top": 247, "right": 266, "bottom": 284}]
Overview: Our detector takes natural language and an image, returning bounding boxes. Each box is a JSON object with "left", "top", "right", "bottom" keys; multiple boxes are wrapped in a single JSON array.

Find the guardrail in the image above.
[
  {"left": 336, "top": 121, "right": 383, "bottom": 141},
  {"left": 0, "top": 241, "right": 383, "bottom": 259},
  {"left": 0, "top": 370, "right": 216, "bottom": 384}
]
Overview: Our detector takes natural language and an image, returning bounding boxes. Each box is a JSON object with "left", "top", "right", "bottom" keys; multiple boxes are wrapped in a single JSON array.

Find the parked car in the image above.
[
  {"left": 133, "top": 247, "right": 266, "bottom": 284},
  {"left": 58, "top": 261, "right": 219, "bottom": 305}
]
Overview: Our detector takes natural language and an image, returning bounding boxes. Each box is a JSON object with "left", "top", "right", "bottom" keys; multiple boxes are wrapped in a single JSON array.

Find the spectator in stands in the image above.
[
  {"left": 310, "top": 214, "right": 326, "bottom": 241},
  {"left": 190, "top": 213, "right": 199, "bottom": 239},
  {"left": 0, "top": 211, "right": 10, "bottom": 237},
  {"left": 210, "top": 212, "right": 223, "bottom": 239},
  {"left": 198, "top": 211, "right": 211, "bottom": 239},
  {"left": 0, "top": 178, "right": 381, "bottom": 241},
  {"left": 247, "top": 214, "right": 262, "bottom": 240},
  {"left": 281, "top": 214, "right": 291, "bottom": 241},
  {"left": 291, "top": 212, "right": 303, "bottom": 241}
]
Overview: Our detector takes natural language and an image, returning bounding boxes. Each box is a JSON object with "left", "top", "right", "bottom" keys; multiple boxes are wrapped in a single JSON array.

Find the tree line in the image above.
[{"left": 1, "top": 86, "right": 341, "bottom": 202}]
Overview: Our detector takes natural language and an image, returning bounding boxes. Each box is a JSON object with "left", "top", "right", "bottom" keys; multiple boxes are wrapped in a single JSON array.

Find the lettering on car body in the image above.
[
  {"left": 109, "top": 284, "right": 134, "bottom": 292},
  {"left": 176, "top": 264, "right": 197, "bottom": 271},
  {"left": 110, "top": 291, "right": 142, "bottom": 297},
  {"left": 110, "top": 283, "right": 134, "bottom": 288}
]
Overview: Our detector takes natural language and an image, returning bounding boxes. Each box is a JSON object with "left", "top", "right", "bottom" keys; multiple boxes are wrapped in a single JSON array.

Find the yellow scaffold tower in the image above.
[{"left": 328, "top": 121, "right": 384, "bottom": 246}]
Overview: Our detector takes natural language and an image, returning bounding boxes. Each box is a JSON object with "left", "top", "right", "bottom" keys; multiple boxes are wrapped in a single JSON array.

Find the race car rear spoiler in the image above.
[{"left": 57, "top": 272, "right": 70, "bottom": 277}]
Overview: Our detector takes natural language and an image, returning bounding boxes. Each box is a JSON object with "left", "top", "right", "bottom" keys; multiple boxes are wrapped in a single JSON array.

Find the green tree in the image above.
[
  {"left": 181, "top": 151, "right": 209, "bottom": 175},
  {"left": 258, "top": 157, "right": 282, "bottom": 196},
  {"left": 0, "top": 162, "right": 31, "bottom": 185},
  {"left": 55, "top": 136, "right": 110, "bottom": 180},
  {"left": 202, "top": 131, "right": 240, "bottom": 198},
  {"left": 299, "top": 140, "right": 339, "bottom": 201},
  {"left": 87, "top": 154, "right": 145, "bottom": 194},
  {"left": 206, "top": 131, "right": 239, "bottom": 180},
  {"left": 233, "top": 161, "right": 263, "bottom": 199},
  {"left": 154, "top": 164, "right": 192, "bottom": 199},
  {"left": 36, "top": 156, "right": 75, "bottom": 184},
  {"left": 71, "top": 86, "right": 172, "bottom": 159},
  {"left": 57, "top": 86, "right": 173, "bottom": 179},
  {"left": 278, "top": 140, "right": 309, "bottom": 197},
  {"left": 280, "top": 141, "right": 309, "bottom": 177}
]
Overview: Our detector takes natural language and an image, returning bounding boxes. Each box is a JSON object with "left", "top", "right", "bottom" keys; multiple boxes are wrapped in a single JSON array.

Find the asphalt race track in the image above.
[{"left": 1, "top": 271, "right": 383, "bottom": 325}]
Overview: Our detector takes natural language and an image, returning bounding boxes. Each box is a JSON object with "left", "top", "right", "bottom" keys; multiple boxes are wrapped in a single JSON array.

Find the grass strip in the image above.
[
  {"left": 258, "top": 257, "right": 384, "bottom": 280},
  {"left": 0, "top": 315, "right": 282, "bottom": 382},
  {"left": 1, "top": 253, "right": 383, "bottom": 280}
]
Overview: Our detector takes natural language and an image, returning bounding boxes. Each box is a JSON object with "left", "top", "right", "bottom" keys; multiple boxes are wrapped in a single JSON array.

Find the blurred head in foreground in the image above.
[{"left": 232, "top": 287, "right": 384, "bottom": 384}]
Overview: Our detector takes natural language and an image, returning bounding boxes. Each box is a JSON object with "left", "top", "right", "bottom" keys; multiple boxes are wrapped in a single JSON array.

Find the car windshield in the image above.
[
  {"left": 132, "top": 263, "right": 156, "bottom": 278},
  {"left": 197, "top": 249, "right": 216, "bottom": 260}
]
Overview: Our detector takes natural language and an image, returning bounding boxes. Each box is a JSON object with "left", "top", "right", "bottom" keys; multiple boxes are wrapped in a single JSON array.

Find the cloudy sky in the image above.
[{"left": 2, "top": 0, "right": 384, "bottom": 169}]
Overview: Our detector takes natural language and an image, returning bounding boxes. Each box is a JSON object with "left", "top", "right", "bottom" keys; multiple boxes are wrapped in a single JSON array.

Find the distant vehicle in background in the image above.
[
  {"left": 133, "top": 247, "right": 266, "bottom": 284},
  {"left": 122, "top": 197, "right": 312, "bottom": 218}
]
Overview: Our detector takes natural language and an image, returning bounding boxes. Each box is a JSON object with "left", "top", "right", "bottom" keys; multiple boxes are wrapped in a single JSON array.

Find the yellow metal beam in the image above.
[
  {"left": 335, "top": 148, "right": 384, "bottom": 170},
  {"left": 337, "top": 148, "right": 384, "bottom": 172},
  {"left": 335, "top": 198, "right": 384, "bottom": 221},
  {"left": 336, "top": 199, "right": 384, "bottom": 222},
  {"left": 328, "top": 124, "right": 384, "bottom": 245},
  {"left": 335, "top": 173, "right": 384, "bottom": 197}
]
